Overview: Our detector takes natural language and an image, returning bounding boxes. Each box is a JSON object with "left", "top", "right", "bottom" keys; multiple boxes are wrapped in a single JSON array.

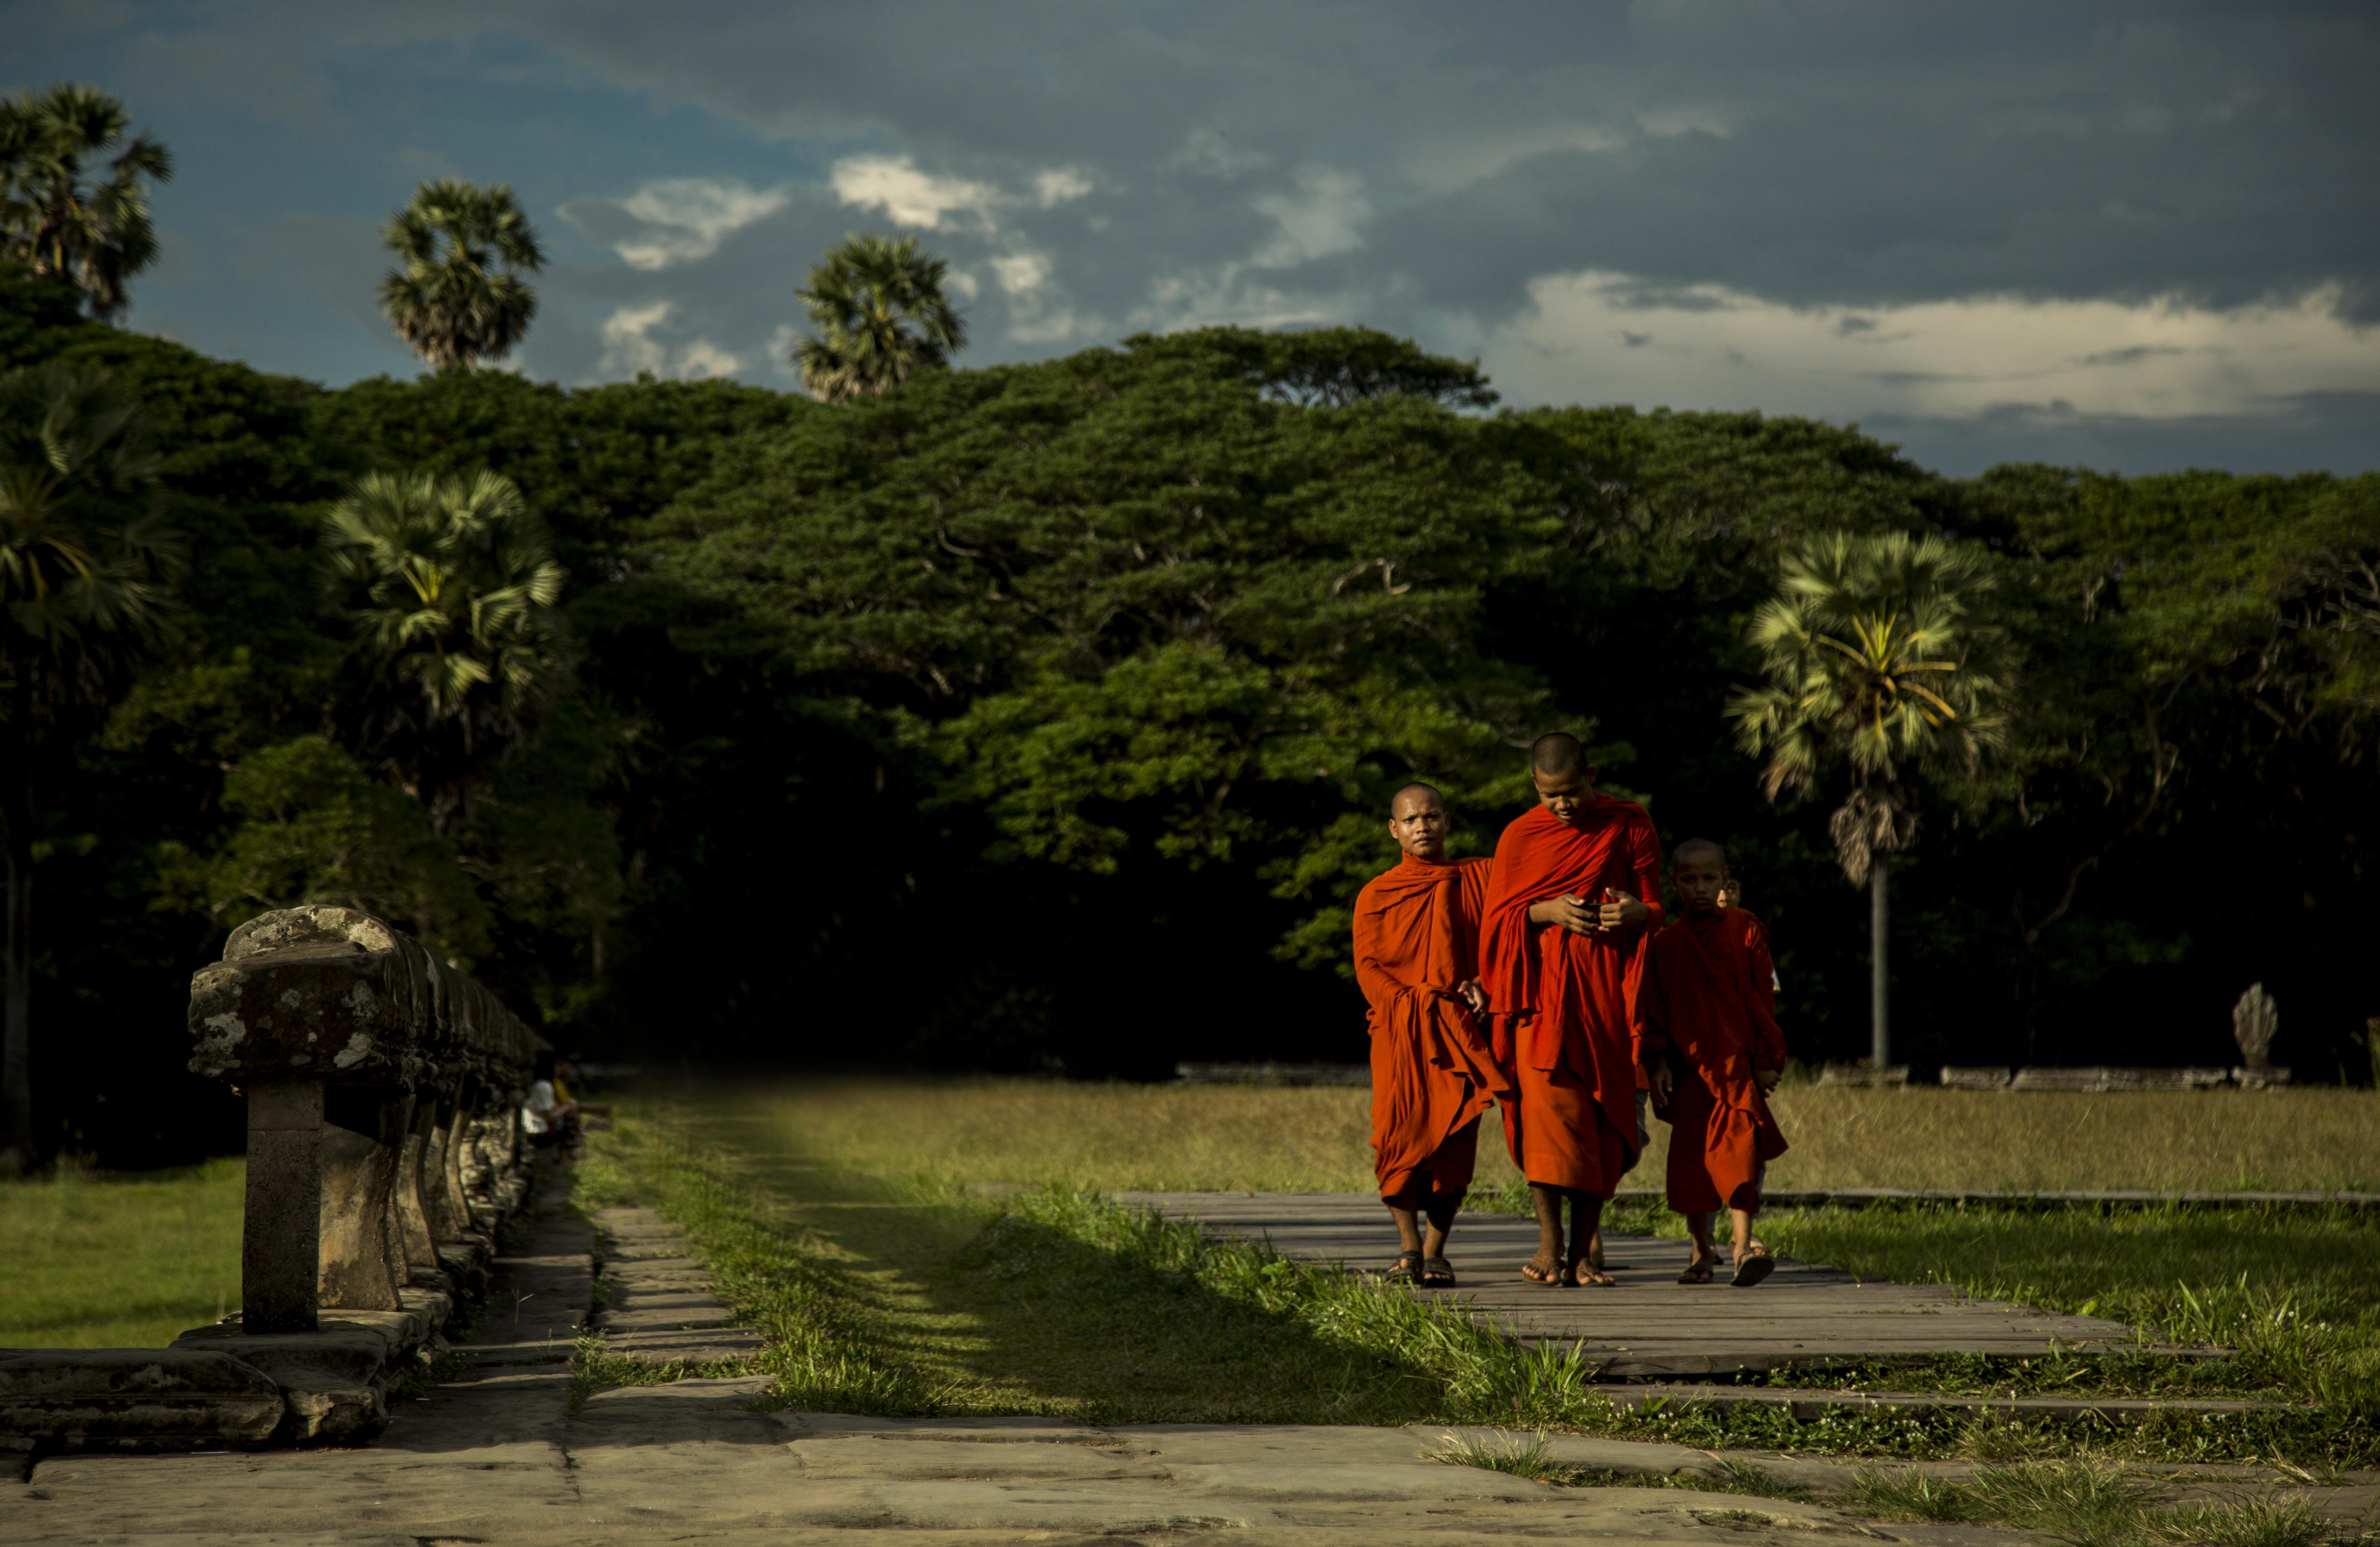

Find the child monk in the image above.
[
  {"left": 1352, "top": 783, "right": 1509, "bottom": 1288},
  {"left": 1638, "top": 837, "right": 1788, "bottom": 1287},
  {"left": 1478, "top": 733, "right": 1662, "bottom": 1288}
]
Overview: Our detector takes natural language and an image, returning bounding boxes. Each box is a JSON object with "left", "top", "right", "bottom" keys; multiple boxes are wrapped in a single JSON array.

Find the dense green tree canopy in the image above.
[{"left": 3, "top": 262, "right": 2376, "bottom": 1165}]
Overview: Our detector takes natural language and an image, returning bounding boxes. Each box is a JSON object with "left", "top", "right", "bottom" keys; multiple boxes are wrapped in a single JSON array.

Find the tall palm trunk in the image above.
[
  {"left": 2, "top": 764, "right": 34, "bottom": 1168},
  {"left": 1870, "top": 854, "right": 1891, "bottom": 1070}
]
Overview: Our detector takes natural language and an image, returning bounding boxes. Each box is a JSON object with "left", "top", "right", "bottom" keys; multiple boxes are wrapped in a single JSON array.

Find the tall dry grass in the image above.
[{"left": 720, "top": 1077, "right": 2380, "bottom": 1193}]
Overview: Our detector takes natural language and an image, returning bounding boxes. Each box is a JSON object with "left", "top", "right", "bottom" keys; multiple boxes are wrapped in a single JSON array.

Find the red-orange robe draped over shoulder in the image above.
[
  {"left": 1354, "top": 853, "right": 1510, "bottom": 1201},
  {"left": 1638, "top": 907, "right": 1790, "bottom": 1214},
  {"left": 1477, "top": 799, "right": 1664, "bottom": 1197}
]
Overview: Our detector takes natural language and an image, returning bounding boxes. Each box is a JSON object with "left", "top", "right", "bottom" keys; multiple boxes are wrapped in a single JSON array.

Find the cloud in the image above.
[
  {"left": 1250, "top": 168, "right": 1369, "bottom": 268},
  {"left": 560, "top": 176, "right": 791, "bottom": 271},
  {"left": 1483, "top": 271, "right": 2380, "bottom": 423},
  {"left": 830, "top": 155, "right": 1004, "bottom": 231},
  {"left": 1034, "top": 168, "right": 1093, "bottom": 208},
  {"left": 989, "top": 251, "right": 1050, "bottom": 295},
  {"left": 597, "top": 300, "right": 743, "bottom": 378}
]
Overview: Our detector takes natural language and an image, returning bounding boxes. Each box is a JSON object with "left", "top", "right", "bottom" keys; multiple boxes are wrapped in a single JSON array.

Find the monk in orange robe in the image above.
[
  {"left": 1354, "top": 782, "right": 1509, "bottom": 1289},
  {"left": 1478, "top": 733, "right": 1662, "bottom": 1287},
  {"left": 1640, "top": 838, "right": 1789, "bottom": 1287}
]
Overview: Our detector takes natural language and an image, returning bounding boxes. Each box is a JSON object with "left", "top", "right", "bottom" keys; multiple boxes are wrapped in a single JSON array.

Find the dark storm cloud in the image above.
[
  {"left": 293, "top": 0, "right": 2380, "bottom": 323},
  {"left": 12, "top": 0, "right": 2376, "bottom": 471}
]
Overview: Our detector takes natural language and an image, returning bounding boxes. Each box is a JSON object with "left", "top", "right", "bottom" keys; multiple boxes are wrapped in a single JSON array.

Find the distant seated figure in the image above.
[{"left": 521, "top": 1051, "right": 581, "bottom": 1149}]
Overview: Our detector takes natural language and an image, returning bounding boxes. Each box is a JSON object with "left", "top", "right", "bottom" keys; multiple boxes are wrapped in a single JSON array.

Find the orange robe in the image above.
[
  {"left": 1477, "top": 799, "right": 1664, "bottom": 1198},
  {"left": 1638, "top": 907, "right": 1789, "bottom": 1214},
  {"left": 1354, "top": 853, "right": 1510, "bottom": 1204}
]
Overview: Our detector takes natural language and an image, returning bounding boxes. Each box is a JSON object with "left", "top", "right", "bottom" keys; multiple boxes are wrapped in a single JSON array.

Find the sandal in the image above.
[
  {"left": 1677, "top": 1259, "right": 1715, "bottom": 1285},
  {"left": 1386, "top": 1251, "right": 1422, "bottom": 1284},
  {"left": 1420, "top": 1256, "right": 1457, "bottom": 1289},
  {"left": 1731, "top": 1248, "right": 1777, "bottom": 1289}
]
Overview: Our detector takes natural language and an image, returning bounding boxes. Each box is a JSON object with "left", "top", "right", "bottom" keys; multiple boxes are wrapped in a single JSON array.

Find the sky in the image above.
[{"left": 7, "top": 0, "right": 2377, "bottom": 476}]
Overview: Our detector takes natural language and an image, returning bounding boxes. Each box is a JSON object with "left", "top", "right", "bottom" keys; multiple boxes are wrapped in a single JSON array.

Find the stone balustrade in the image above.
[{"left": 0, "top": 907, "right": 551, "bottom": 1454}]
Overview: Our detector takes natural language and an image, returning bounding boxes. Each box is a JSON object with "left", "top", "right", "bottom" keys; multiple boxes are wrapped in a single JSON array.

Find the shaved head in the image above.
[
  {"left": 1530, "top": 732, "right": 1585, "bottom": 777},
  {"left": 1673, "top": 837, "right": 1727, "bottom": 867},
  {"left": 1386, "top": 781, "right": 1451, "bottom": 860},
  {"left": 1673, "top": 837, "right": 1728, "bottom": 913}
]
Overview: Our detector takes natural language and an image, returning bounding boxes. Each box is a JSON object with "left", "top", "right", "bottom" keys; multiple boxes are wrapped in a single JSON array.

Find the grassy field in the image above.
[
  {"left": 724, "top": 1076, "right": 2380, "bottom": 1193},
  {"left": 0, "top": 1158, "right": 243, "bottom": 1348},
  {"left": 579, "top": 1084, "right": 2380, "bottom": 1469}
]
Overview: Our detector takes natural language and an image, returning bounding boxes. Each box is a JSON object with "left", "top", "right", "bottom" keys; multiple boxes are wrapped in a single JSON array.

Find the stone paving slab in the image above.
[
  {"left": 589, "top": 1205, "right": 767, "bottom": 1366},
  {"left": 1116, "top": 1192, "right": 2174, "bottom": 1376}
]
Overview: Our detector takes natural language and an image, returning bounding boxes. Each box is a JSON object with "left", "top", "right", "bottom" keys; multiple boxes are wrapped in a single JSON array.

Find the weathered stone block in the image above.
[{"left": 0, "top": 1350, "right": 283, "bottom": 1449}]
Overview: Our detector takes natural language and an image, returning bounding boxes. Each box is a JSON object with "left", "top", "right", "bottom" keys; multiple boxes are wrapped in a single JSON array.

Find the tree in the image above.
[
  {"left": 1727, "top": 531, "right": 2003, "bottom": 1070},
  {"left": 377, "top": 181, "right": 545, "bottom": 372},
  {"left": 0, "top": 362, "right": 182, "bottom": 1169},
  {"left": 791, "top": 232, "right": 966, "bottom": 403},
  {"left": 318, "top": 468, "right": 570, "bottom": 832},
  {"left": 0, "top": 83, "right": 173, "bottom": 321}
]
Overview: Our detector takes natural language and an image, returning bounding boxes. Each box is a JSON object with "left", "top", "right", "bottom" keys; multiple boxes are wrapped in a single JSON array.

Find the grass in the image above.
[
  {"left": 0, "top": 1157, "right": 242, "bottom": 1347},
  {"left": 1848, "top": 1461, "right": 2341, "bottom": 1547},
  {"left": 722, "top": 1076, "right": 2380, "bottom": 1193},
  {"left": 1426, "top": 1439, "right": 2345, "bottom": 1547},
  {"left": 575, "top": 1087, "right": 2379, "bottom": 1470}
]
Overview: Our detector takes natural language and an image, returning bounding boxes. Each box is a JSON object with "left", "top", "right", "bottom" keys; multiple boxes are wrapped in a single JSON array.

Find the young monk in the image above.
[
  {"left": 1639, "top": 838, "right": 1789, "bottom": 1287},
  {"left": 1352, "top": 783, "right": 1509, "bottom": 1289},
  {"left": 1478, "top": 733, "right": 1663, "bottom": 1288}
]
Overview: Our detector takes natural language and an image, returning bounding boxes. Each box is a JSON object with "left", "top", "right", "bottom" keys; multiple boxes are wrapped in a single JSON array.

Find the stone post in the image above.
[
  {"left": 318, "top": 1090, "right": 408, "bottom": 1311},
  {"left": 242, "top": 1078, "right": 326, "bottom": 1335}
]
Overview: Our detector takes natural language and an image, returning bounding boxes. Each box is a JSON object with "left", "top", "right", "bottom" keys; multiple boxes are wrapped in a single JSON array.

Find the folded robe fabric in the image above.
[
  {"left": 1353, "top": 852, "right": 1510, "bottom": 1201},
  {"left": 1477, "top": 799, "right": 1663, "bottom": 1196},
  {"left": 1639, "top": 907, "right": 1789, "bottom": 1213}
]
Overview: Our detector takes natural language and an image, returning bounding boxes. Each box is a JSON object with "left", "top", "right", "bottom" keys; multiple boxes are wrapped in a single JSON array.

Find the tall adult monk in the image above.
[
  {"left": 1478, "top": 733, "right": 1663, "bottom": 1287},
  {"left": 1353, "top": 782, "right": 1510, "bottom": 1289},
  {"left": 1640, "top": 838, "right": 1789, "bottom": 1286}
]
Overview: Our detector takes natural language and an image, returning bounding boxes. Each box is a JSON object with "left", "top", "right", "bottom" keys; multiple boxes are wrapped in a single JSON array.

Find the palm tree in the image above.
[
  {"left": 378, "top": 181, "right": 546, "bottom": 371},
  {"left": 1727, "top": 531, "right": 2004, "bottom": 1071},
  {"left": 791, "top": 232, "right": 967, "bottom": 402},
  {"left": 0, "top": 363, "right": 183, "bottom": 1169},
  {"left": 0, "top": 83, "right": 174, "bottom": 321},
  {"left": 318, "top": 469, "right": 570, "bottom": 832}
]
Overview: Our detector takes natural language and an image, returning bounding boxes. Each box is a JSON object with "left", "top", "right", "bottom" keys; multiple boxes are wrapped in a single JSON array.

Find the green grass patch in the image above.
[
  {"left": 580, "top": 1097, "right": 2374, "bottom": 1471},
  {"left": 0, "top": 1158, "right": 243, "bottom": 1347},
  {"left": 1848, "top": 1461, "right": 2340, "bottom": 1547},
  {"left": 1750, "top": 1204, "right": 2380, "bottom": 1449}
]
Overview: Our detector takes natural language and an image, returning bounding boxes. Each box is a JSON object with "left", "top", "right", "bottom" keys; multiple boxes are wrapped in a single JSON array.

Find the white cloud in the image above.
[
  {"left": 559, "top": 176, "right": 791, "bottom": 271},
  {"left": 1171, "top": 126, "right": 1270, "bottom": 178},
  {"left": 1034, "top": 168, "right": 1094, "bottom": 208},
  {"left": 1250, "top": 168, "right": 1370, "bottom": 268},
  {"left": 830, "top": 154, "right": 1004, "bottom": 231},
  {"left": 1484, "top": 271, "right": 2380, "bottom": 421},
  {"left": 1637, "top": 104, "right": 1735, "bottom": 139},
  {"left": 945, "top": 268, "right": 981, "bottom": 301},
  {"left": 597, "top": 301, "right": 742, "bottom": 379},
  {"left": 990, "top": 251, "right": 1051, "bottom": 295},
  {"left": 612, "top": 177, "right": 789, "bottom": 270}
]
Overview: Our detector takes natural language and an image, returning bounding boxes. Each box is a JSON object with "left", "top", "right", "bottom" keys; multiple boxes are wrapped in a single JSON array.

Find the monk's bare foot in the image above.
[
  {"left": 1522, "top": 1251, "right": 1564, "bottom": 1285},
  {"left": 1570, "top": 1258, "right": 1616, "bottom": 1287}
]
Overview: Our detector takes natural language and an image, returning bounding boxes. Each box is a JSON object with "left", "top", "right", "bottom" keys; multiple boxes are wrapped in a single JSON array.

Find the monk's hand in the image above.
[
  {"left": 1459, "top": 980, "right": 1489, "bottom": 1017},
  {"left": 1650, "top": 1063, "right": 1674, "bottom": 1100},
  {"left": 1599, "top": 889, "right": 1650, "bottom": 933},
  {"left": 1756, "top": 1068, "right": 1782, "bottom": 1094},
  {"left": 1529, "top": 894, "right": 1599, "bottom": 934}
]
